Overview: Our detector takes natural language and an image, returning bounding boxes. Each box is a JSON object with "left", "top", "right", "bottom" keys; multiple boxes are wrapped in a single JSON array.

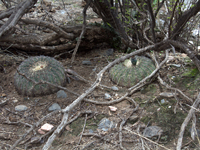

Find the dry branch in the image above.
[
  {"left": 71, "top": 0, "right": 91, "bottom": 64},
  {"left": 20, "top": 18, "right": 74, "bottom": 40},
  {"left": 176, "top": 93, "right": 200, "bottom": 150},
  {"left": 0, "top": 0, "right": 37, "bottom": 37},
  {"left": 146, "top": 0, "right": 156, "bottom": 43}
]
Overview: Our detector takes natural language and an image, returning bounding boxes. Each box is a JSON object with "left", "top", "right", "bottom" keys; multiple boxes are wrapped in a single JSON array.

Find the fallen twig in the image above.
[
  {"left": 10, "top": 110, "right": 60, "bottom": 150},
  {"left": 71, "top": 0, "right": 91, "bottom": 64},
  {"left": 76, "top": 114, "right": 88, "bottom": 149},
  {"left": 124, "top": 128, "right": 171, "bottom": 150},
  {"left": 176, "top": 93, "right": 200, "bottom": 150}
]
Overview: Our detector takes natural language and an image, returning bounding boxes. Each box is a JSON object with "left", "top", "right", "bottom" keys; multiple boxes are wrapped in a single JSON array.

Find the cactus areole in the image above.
[
  {"left": 109, "top": 56, "right": 156, "bottom": 87},
  {"left": 14, "top": 56, "right": 66, "bottom": 97}
]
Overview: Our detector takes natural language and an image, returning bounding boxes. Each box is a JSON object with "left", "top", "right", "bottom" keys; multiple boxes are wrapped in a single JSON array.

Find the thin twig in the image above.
[
  {"left": 77, "top": 114, "right": 88, "bottom": 147},
  {"left": 71, "top": 0, "right": 91, "bottom": 64},
  {"left": 146, "top": 0, "right": 156, "bottom": 43},
  {"left": 168, "top": 0, "right": 179, "bottom": 37},
  {"left": 119, "top": 120, "right": 127, "bottom": 150}
]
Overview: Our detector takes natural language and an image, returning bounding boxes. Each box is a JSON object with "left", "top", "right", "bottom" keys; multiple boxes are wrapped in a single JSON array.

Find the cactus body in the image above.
[
  {"left": 109, "top": 56, "right": 155, "bottom": 87},
  {"left": 14, "top": 56, "right": 66, "bottom": 96}
]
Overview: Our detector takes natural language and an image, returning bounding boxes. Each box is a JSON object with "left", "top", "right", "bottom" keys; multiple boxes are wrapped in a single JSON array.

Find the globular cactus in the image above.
[
  {"left": 14, "top": 56, "right": 66, "bottom": 97},
  {"left": 109, "top": 56, "right": 156, "bottom": 87}
]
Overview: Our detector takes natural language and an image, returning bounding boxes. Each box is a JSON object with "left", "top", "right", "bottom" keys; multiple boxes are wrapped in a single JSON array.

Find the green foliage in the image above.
[
  {"left": 182, "top": 68, "right": 199, "bottom": 77},
  {"left": 14, "top": 56, "right": 66, "bottom": 97}
]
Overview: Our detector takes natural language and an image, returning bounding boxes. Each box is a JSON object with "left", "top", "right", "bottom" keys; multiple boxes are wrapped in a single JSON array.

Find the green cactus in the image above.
[
  {"left": 109, "top": 56, "right": 156, "bottom": 87},
  {"left": 14, "top": 56, "right": 66, "bottom": 97}
]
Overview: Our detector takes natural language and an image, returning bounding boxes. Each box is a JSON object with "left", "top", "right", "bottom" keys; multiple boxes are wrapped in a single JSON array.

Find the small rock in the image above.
[
  {"left": 105, "top": 93, "right": 112, "bottom": 100},
  {"left": 143, "top": 126, "right": 163, "bottom": 138},
  {"left": 181, "top": 53, "right": 187, "bottom": 58},
  {"left": 30, "top": 136, "right": 41, "bottom": 143},
  {"left": 41, "top": 123, "right": 54, "bottom": 131},
  {"left": 129, "top": 114, "right": 139, "bottom": 122},
  {"left": 13, "top": 99, "right": 18, "bottom": 103},
  {"left": 111, "top": 86, "right": 118, "bottom": 91},
  {"left": 38, "top": 129, "right": 46, "bottom": 135},
  {"left": 160, "top": 99, "right": 165, "bottom": 104},
  {"left": 57, "top": 90, "right": 67, "bottom": 98},
  {"left": 89, "top": 129, "right": 94, "bottom": 133},
  {"left": 0, "top": 93, "right": 6, "bottom": 97},
  {"left": 189, "top": 41, "right": 194, "bottom": 44},
  {"left": 65, "top": 125, "right": 72, "bottom": 132},
  {"left": 82, "top": 60, "right": 92, "bottom": 65},
  {"left": 159, "top": 92, "right": 177, "bottom": 98},
  {"left": 0, "top": 100, "right": 8, "bottom": 107},
  {"left": 48, "top": 103, "right": 61, "bottom": 111},
  {"left": 98, "top": 118, "right": 116, "bottom": 131},
  {"left": 15, "top": 105, "right": 28, "bottom": 111},
  {"left": 108, "top": 106, "right": 117, "bottom": 112}
]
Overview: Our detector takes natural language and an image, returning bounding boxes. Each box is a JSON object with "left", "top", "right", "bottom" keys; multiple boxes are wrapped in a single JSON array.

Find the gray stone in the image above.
[
  {"left": 111, "top": 86, "right": 118, "bottom": 91},
  {"left": 89, "top": 129, "right": 94, "bottom": 133},
  {"left": 82, "top": 60, "right": 92, "bottom": 65},
  {"left": 159, "top": 92, "right": 177, "bottom": 98},
  {"left": 161, "top": 99, "right": 165, "bottom": 104},
  {"left": 143, "top": 126, "right": 163, "bottom": 138},
  {"left": 57, "top": 90, "right": 67, "bottom": 98},
  {"left": 129, "top": 114, "right": 139, "bottom": 122},
  {"left": 48, "top": 103, "right": 61, "bottom": 111},
  {"left": 98, "top": 118, "right": 116, "bottom": 131},
  {"left": 105, "top": 93, "right": 112, "bottom": 100},
  {"left": 15, "top": 105, "right": 28, "bottom": 111}
]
